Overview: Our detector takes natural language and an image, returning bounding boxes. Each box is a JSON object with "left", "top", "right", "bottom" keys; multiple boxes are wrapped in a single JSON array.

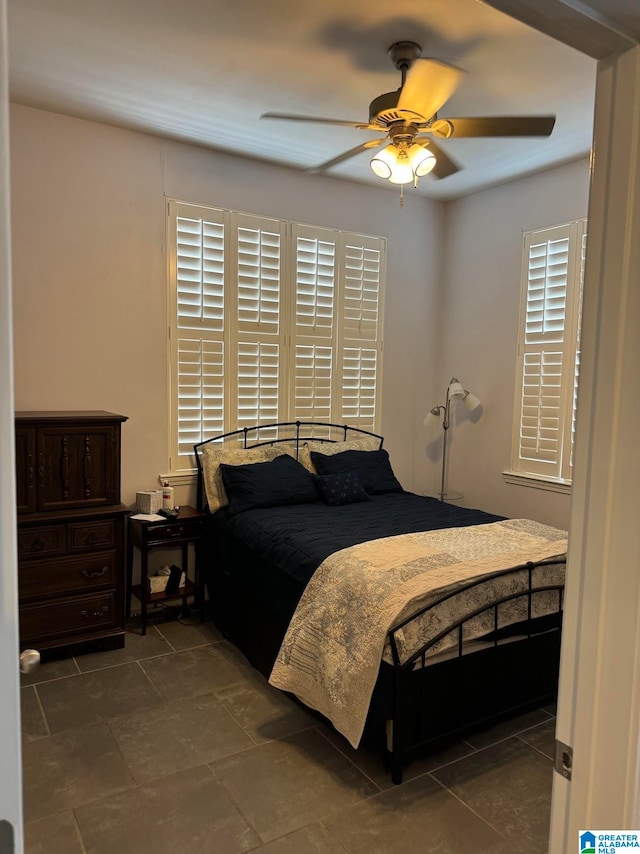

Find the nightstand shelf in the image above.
[
  {"left": 126, "top": 505, "right": 206, "bottom": 635},
  {"left": 130, "top": 578, "right": 196, "bottom": 606}
]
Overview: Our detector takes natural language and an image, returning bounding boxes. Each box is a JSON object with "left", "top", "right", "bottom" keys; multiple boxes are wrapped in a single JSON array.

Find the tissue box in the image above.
[
  {"left": 149, "top": 571, "right": 186, "bottom": 594},
  {"left": 136, "top": 490, "right": 163, "bottom": 514}
]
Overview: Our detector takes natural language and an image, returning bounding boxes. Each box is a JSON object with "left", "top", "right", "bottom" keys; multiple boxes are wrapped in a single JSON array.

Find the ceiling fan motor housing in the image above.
[
  {"left": 368, "top": 90, "right": 401, "bottom": 124},
  {"left": 369, "top": 42, "right": 426, "bottom": 127}
]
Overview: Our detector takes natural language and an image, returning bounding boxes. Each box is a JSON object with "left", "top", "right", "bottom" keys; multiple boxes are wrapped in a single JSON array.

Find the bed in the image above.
[{"left": 194, "top": 421, "right": 566, "bottom": 783}]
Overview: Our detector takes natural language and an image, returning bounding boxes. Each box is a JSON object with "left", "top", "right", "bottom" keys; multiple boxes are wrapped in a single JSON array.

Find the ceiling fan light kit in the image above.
[
  {"left": 261, "top": 39, "right": 556, "bottom": 204},
  {"left": 370, "top": 141, "right": 436, "bottom": 185}
]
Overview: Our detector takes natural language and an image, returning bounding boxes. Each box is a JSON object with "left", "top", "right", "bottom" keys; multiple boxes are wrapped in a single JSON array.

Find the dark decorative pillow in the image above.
[
  {"left": 310, "top": 448, "right": 403, "bottom": 494},
  {"left": 220, "top": 453, "right": 319, "bottom": 515},
  {"left": 315, "top": 471, "right": 371, "bottom": 506}
]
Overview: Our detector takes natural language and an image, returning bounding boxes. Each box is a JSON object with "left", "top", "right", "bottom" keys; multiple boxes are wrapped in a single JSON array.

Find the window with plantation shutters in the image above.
[
  {"left": 172, "top": 206, "right": 226, "bottom": 459},
  {"left": 167, "top": 201, "right": 385, "bottom": 471},
  {"left": 510, "top": 220, "right": 586, "bottom": 484}
]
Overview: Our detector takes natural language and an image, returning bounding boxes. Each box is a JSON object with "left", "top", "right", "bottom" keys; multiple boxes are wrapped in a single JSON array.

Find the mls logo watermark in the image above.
[{"left": 580, "top": 830, "right": 640, "bottom": 852}]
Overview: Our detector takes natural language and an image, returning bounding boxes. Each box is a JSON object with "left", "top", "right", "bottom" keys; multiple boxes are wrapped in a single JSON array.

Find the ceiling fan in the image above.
[{"left": 261, "top": 41, "right": 556, "bottom": 185}]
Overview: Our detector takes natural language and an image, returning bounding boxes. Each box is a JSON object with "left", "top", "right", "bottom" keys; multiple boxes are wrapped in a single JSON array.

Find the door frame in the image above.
[
  {"left": 483, "top": 1, "right": 640, "bottom": 849},
  {"left": 0, "top": 0, "right": 24, "bottom": 850},
  {"left": 549, "top": 43, "right": 640, "bottom": 849}
]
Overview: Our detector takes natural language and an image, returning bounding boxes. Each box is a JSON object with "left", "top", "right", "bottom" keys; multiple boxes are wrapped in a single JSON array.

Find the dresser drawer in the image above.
[
  {"left": 20, "top": 591, "right": 117, "bottom": 642},
  {"left": 19, "top": 551, "right": 116, "bottom": 600},
  {"left": 18, "top": 525, "right": 64, "bottom": 559},
  {"left": 146, "top": 521, "right": 203, "bottom": 543},
  {"left": 68, "top": 519, "right": 116, "bottom": 551}
]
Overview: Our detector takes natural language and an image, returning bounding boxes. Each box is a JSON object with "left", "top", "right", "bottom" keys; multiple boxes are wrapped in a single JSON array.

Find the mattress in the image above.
[{"left": 213, "top": 491, "right": 505, "bottom": 585}]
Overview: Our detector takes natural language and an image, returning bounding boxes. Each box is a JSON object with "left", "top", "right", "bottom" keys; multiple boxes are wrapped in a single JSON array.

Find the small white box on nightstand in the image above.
[{"left": 136, "top": 490, "right": 163, "bottom": 514}]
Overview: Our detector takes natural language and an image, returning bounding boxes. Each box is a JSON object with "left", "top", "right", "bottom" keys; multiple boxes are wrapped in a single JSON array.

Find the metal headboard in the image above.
[{"left": 194, "top": 420, "right": 384, "bottom": 512}]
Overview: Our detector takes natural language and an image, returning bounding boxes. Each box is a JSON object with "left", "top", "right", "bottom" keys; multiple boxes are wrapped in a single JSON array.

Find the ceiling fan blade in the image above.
[
  {"left": 396, "top": 59, "right": 465, "bottom": 121},
  {"left": 307, "top": 140, "right": 387, "bottom": 173},
  {"left": 426, "top": 139, "right": 461, "bottom": 179},
  {"left": 261, "top": 111, "right": 369, "bottom": 129},
  {"left": 443, "top": 116, "right": 556, "bottom": 137}
]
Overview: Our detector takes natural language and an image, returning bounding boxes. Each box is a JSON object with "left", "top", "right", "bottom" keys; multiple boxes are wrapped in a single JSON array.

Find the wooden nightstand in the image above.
[{"left": 126, "top": 505, "right": 207, "bottom": 635}]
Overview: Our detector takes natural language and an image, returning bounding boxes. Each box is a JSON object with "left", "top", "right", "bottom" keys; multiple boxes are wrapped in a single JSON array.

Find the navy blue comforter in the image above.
[{"left": 217, "top": 492, "right": 504, "bottom": 585}]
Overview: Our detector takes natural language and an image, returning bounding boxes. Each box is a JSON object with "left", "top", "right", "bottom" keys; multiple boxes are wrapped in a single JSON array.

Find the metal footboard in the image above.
[{"left": 385, "top": 555, "right": 566, "bottom": 783}]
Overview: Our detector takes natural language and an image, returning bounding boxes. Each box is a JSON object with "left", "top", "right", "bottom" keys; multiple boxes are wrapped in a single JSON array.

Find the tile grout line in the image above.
[
  {"left": 134, "top": 657, "right": 173, "bottom": 705},
  {"left": 216, "top": 692, "right": 317, "bottom": 748},
  {"left": 70, "top": 807, "right": 89, "bottom": 854},
  {"left": 515, "top": 732, "right": 555, "bottom": 762},
  {"left": 427, "top": 771, "right": 510, "bottom": 844},
  {"left": 205, "top": 760, "right": 266, "bottom": 847},
  {"left": 463, "top": 717, "right": 557, "bottom": 755},
  {"left": 317, "top": 820, "right": 351, "bottom": 853},
  {"left": 314, "top": 725, "right": 384, "bottom": 793},
  {"left": 32, "top": 684, "right": 51, "bottom": 738}
]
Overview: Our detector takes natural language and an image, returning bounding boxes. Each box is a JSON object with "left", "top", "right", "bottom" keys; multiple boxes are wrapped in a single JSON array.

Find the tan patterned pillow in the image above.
[
  {"left": 201, "top": 445, "right": 293, "bottom": 512},
  {"left": 299, "top": 436, "right": 381, "bottom": 473}
]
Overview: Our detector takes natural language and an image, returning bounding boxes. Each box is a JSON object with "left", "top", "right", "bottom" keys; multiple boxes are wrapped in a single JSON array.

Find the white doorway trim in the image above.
[
  {"left": 0, "top": 0, "right": 24, "bottom": 850},
  {"left": 549, "top": 43, "right": 640, "bottom": 850},
  {"left": 484, "top": 0, "right": 640, "bottom": 848}
]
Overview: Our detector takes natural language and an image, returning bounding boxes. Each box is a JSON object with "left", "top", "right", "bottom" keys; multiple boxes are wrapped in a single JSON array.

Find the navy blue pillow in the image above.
[
  {"left": 315, "top": 471, "right": 371, "bottom": 506},
  {"left": 310, "top": 448, "right": 403, "bottom": 494},
  {"left": 220, "top": 454, "right": 319, "bottom": 515}
]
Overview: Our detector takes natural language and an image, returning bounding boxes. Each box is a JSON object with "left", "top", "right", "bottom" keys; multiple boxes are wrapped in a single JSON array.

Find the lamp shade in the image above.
[
  {"left": 388, "top": 153, "right": 414, "bottom": 185},
  {"left": 447, "top": 380, "right": 465, "bottom": 399},
  {"left": 463, "top": 390, "right": 481, "bottom": 411},
  {"left": 423, "top": 409, "right": 441, "bottom": 429},
  {"left": 408, "top": 144, "right": 436, "bottom": 177},
  {"left": 370, "top": 145, "right": 396, "bottom": 179}
]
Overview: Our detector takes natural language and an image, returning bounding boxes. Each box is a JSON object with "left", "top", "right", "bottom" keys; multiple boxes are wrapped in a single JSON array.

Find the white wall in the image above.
[
  {"left": 438, "top": 158, "right": 591, "bottom": 529},
  {"left": 9, "top": 104, "right": 442, "bottom": 505}
]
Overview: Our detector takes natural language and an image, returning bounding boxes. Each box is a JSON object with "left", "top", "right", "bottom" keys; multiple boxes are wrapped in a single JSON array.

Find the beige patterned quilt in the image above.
[{"left": 269, "top": 518, "right": 567, "bottom": 748}]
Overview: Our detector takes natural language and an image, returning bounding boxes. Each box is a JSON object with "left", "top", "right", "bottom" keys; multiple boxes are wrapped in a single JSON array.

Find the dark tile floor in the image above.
[{"left": 21, "top": 617, "right": 556, "bottom": 854}]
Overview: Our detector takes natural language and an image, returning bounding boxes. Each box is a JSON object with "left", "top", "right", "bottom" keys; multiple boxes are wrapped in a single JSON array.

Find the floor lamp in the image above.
[{"left": 423, "top": 377, "right": 481, "bottom": 501}]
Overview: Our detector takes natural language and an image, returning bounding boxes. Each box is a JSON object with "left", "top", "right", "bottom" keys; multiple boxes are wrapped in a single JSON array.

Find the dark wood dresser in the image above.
[{"left": 15, "top": 411, "right": 128, "bottom": 657}]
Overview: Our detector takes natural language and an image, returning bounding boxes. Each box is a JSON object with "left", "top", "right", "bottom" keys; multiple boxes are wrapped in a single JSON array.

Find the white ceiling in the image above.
[{"left": 7, "top": 0, "right": 598, "bottom": 200}]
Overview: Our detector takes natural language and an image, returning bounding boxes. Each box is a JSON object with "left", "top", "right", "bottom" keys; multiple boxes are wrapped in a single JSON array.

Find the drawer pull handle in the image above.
[
  {"left": 31, "top": 537, "right": 45, "bottom": 552},
  {"left": 87, "top": 532, "right": 99, "bottom": 545},
  {"left": 80, "top": 605, "right": 109, "bottom": 619},
  {"left": 81, "top": 566, "right": 109, "bottom": 579},
  {"left": 168, "top": 527, "right": 183, "bottom": 537}
]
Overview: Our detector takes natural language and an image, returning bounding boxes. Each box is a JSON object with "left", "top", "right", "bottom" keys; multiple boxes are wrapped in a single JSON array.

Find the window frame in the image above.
[
  {"left": 165, "top": 200, "right": 386, "bottom": 477},
  {"left": 506, "top": 218, "right": 587, "bottom": 490}
]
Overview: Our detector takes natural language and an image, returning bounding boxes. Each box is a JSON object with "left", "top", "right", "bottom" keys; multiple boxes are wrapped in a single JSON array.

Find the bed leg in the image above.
[
  {"left": 391, "top": 751, "right": 404, "bottom": 785},
  {"left": 387, "top": 720, "right": 404, "bottom": 783}
]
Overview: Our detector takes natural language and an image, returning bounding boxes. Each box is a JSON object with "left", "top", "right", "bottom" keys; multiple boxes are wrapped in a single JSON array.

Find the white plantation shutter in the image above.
[
  {"left": 294, "top": 227, "right": 335, "bottom": 336},
  {"left": 168, "top": 202, "right": 386, "bottom": 471},
  {"left": 294, "top": 345, "right": 333, "bottom": 424},
  {"left": 512, "top": 220, "right": 586, "bottom": 482},
  {"left": 236, "top": 341, "right": 280, "bottom": 431},
  {"left": 338, "top": 234, "right": 384, "bottom": 431},
  {"left": 341, "top": 347, "right": 378, "bottom": 426},
  {"left": 343, "top": 237, "right": 382, "bottom": 341},
  {"left": 291, "top": 225, "right": 337, "bottom": 430},
  {"left": 170, "top": 202, "right": 227, "bottom": 467},
  {"left": 236, "top": 219, "right": 281, "bottom": 334},
  {"left": 232, "top": 215, "right": 285, "bottom": 440},
  {"left": 176, "top": 339, "right": 224, "bottom": 458},
  {"left": 176, "top": 215, "right": 225, "bottom": 329},
  {"left": 290, "top": 228, "right": 385, "bottom": 433},
  {"left": 570, "top": 232, "right": 587, "bottom": 469}
]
